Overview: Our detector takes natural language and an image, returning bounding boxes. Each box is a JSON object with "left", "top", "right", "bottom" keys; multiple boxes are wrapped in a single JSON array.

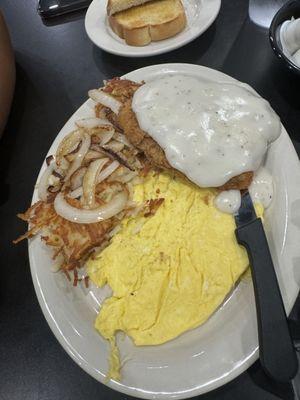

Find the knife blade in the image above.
[{"left": 235, "top": 191, "right": 298, "bottom": 382}]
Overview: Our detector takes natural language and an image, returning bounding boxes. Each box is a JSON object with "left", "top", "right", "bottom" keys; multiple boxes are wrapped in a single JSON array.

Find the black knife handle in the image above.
[{"left": 235, "top": 218, "right": 298, "bottom": 382}]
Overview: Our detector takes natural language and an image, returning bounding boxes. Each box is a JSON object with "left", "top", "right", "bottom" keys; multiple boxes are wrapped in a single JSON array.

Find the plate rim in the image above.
[
  {"left": 28, "top": 63, "right": 300, "bottom": 399},
  {"left": 84, "top": 0, "right": 221, "bottom": 57}
]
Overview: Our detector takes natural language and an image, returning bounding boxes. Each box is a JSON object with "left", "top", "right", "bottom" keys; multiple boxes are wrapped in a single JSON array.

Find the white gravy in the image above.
[
  {"left": 132, "top": 74, "right": 281, "bottom": 188},
  {"left": 214, "top": 190, "right": 241, "bottom": 214},
  {"left": 249, "top": 167, "right": 274, "bottom": 208}
]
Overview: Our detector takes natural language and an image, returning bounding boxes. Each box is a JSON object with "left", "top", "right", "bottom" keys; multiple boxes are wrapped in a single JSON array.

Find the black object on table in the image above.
[
  {"left": 235, "top": 192, "right": 298, "bottom": 383},
  {"left": 38, "top": 0, "right": 93, "bottom": 19},
  {"left": 1, "top": 1, "right": 300, "bottom": 399}
]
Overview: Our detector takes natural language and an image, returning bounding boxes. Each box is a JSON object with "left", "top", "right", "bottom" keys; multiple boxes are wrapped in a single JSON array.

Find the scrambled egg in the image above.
[{"left": 87, "top": 172, "right": 263, "bottom": 380}]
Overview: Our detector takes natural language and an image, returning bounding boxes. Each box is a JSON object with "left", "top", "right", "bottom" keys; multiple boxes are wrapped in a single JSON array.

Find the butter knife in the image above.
[{"left": 235, "top": 191, "right": 298, "bottom": 382}]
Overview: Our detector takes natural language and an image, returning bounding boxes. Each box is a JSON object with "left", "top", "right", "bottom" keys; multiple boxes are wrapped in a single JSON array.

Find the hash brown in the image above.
[{"left": 14, "top": 201, "right": 115, "bottom": 271}]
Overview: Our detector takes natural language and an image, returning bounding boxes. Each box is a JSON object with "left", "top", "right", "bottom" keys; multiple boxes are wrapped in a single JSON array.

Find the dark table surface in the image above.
[{"left": 1, "top": 0, "right": 300, "bottom": 399}]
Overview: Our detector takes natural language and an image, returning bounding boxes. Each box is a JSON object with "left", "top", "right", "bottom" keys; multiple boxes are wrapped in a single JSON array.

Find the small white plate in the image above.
[
  {"left": 29, "top": 64, "right": 300, "bottom": 399},
  {"left": 84, "top": 0, "right": 221, "bottom": 57}
]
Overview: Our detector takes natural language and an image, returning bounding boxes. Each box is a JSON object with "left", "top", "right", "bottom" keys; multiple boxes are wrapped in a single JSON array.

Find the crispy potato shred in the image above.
[
  {"left": 14, "top": 77, "right": 164, "bottom": 282},
  {"left": 15, "top": 76, "right": 252, "bottom": 282},
  {"left": 14, "top": 201, "right": 115, "bottom": 271}
]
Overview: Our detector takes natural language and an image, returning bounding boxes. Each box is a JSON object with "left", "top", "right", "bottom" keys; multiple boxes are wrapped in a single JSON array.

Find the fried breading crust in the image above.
[
  {"left": 105, "top": 78, "right": 253, "bottom": 190},
  {"left": 119, "top": 99, "right": 171, "bottom": 170},
  {"left": 218, "top": 171, "right": 253, "bottom": 191},
  {"left": 102, "top": 77, "right": 143, "bottom": 102},
  {"left": 95, "top": 78, "right": 143, "bottom": 132}
]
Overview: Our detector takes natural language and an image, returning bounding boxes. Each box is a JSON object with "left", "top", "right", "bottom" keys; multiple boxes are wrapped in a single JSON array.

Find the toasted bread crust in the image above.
[
  {"left": 108, "top": 0, "right": 186, "bottom": 46},
  {"left": 107, "top": 0, "right": 154, "bottom": 16}
]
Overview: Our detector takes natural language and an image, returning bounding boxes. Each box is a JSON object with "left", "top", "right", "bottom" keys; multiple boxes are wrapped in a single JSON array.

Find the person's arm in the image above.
[{"left": 0, "top": 11, "right": 15, "bottom": 136}]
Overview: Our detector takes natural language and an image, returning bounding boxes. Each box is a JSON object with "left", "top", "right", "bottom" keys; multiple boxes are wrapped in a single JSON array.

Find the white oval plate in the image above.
[
  {"left": 29, "top": 64, "right": 300, "bottom": 399},
  {"left": 84, "top": 0, "right": 221, "bottom": 57}
]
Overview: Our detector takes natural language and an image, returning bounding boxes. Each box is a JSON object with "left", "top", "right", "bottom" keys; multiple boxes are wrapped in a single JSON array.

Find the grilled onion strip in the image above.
[{"left": 54, "top": 191, "right": 128, "bottom": 223}]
